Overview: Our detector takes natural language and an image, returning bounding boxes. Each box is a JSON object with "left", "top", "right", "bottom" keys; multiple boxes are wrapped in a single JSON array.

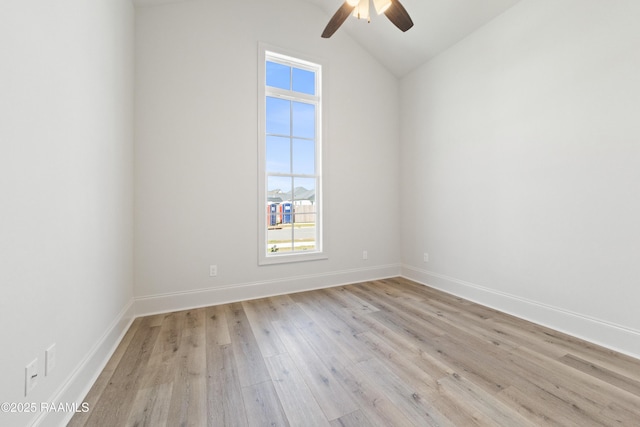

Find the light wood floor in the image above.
[{"left": 69, "top": 277, "right": 640, "bottom": 426}]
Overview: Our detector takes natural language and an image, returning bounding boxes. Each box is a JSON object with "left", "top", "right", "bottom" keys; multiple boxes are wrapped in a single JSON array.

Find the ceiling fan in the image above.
[{"left": 321, "top": 0, "right": 414, "bottom": 38}]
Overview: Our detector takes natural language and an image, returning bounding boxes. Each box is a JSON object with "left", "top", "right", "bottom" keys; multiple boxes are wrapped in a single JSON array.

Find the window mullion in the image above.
[
  {"left": 289, "top": 93, "right": 295, "bottom": 250},
  {"left": 266, "top": 87, "right": 317, "bottom": 103}
]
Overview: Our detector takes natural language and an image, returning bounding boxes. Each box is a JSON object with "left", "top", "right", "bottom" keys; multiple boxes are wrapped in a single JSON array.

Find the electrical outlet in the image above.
[
  {"left": 25, "top": 359, "right": 38, "bottom": 396},
  {"left": 209, "top": 265, "right": 217, "bottom": 277},
  {"left": 423, "top": 253, "right": 429, "bottom": 263},
  {"left": 45, "top": 343, "right": 56, "bottom": 376},
  {"left": 362, "top": 250, "right": 368, "bottom": 260}
]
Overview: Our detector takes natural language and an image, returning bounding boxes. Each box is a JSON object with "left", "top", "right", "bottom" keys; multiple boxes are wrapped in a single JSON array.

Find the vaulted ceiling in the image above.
[
  {"left": 134, "top": 0, "right": 522, "bottom": 77},
  {"left": 307, "top": 0, "right": 522, "bottom": 76}
]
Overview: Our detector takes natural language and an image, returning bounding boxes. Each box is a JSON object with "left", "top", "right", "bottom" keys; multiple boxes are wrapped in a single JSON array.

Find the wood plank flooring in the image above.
[{"left": 68, "top": 277, "right": 640, "bottom": 426}]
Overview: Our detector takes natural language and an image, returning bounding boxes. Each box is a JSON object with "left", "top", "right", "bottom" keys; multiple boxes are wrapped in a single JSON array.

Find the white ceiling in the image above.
[
  {"left": 133, "top": 0, "right": 522, "bottom": 77},
  {"left": 308, "top": 0, "right": 522, "bottom": 76}
]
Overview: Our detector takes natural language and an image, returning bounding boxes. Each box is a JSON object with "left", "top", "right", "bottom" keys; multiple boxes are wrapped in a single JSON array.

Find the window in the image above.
[{"left": 258, "top": 46, "right": 325, "bottom": 264}]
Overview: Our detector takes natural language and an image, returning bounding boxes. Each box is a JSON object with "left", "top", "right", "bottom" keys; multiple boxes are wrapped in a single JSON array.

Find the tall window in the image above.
[{"left": 258, "top": 47, "right": 324, "bottom": 264}]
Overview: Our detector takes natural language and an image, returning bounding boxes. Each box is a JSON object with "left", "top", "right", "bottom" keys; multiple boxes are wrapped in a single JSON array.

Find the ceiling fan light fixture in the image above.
[
  {"left": 321, "top": 0, "right": 413, "bottom": 38},
  {"left": 352, "top": 0, "right": 370, "bottom": 21},
  {"left": 373, "top": 0, "right": 392, "bottom": 14}
]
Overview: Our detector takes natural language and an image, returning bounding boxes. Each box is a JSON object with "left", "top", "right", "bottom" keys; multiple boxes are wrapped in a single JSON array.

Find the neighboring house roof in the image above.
[{"left": 268, "top": 186, "right": 315, "bottom": 203}]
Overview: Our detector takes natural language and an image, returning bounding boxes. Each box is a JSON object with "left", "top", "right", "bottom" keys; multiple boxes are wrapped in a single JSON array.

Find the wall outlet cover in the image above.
[{"left": 25, "top": 359, "right": 38, "bottom": 396}]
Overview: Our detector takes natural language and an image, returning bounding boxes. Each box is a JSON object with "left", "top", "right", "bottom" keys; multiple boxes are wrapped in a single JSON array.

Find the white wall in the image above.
[
  {"left": 0, "top": 0, "right": 135, "bottom": 425},
  {"left": 401, "top": 0, "right": 640, "bottom": 357},
  {"left": 134, "top": 0, "right": 401, "bottom": 312}
]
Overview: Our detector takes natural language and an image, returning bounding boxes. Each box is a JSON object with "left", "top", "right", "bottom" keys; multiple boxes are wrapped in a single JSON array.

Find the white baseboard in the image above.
[
  {"left": 135, "top": 263, "right": 402, "bottom": 317},
  {"left": 31, "top": 299, "right": 136, "bottom": 427},
  {"left": 402, "top": 264, "right": 640, "bottom": 360}
]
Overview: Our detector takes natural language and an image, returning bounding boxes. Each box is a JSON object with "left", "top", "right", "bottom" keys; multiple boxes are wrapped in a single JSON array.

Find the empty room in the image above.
[{"left": 1, "top": 0, "right": 639, "bottom": 426}]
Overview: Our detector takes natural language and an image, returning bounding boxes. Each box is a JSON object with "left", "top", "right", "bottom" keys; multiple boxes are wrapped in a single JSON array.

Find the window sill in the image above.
[{"left": 259, "top": 251, "right": 328, "bottom": 266}]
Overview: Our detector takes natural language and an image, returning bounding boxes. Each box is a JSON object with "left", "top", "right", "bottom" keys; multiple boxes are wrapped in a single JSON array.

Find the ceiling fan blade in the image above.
[
  {"left": 322, "top": 2, "right": 357, "bottom": 38},
  {"left": 384, "top": 0, "right": 414, "bottom": 32}
]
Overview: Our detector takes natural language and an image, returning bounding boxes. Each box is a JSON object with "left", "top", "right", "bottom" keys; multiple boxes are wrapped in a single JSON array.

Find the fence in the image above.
[{"left": 267, "top": 203, "right": 315, "bottom": 226}]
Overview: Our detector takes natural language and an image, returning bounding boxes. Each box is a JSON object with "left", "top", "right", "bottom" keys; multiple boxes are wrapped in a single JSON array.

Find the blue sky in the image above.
[{"left": 265, "top": 61, "right": 317, "bottom": 195}]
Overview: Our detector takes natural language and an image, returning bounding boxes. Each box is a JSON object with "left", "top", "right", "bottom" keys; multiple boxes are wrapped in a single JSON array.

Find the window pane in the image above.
[
  {"left": 266, "top": 97, "right": 291, "bottom": 136},
  {"left": 292, "top": 102, "right": 315, "bottom": 139},
  {"left": 292, "top": 68, "right": 315, "bottom": 95},
  {"left": 267, "top": 175, "right": 292, "bottom": 253},
  {"left": 293, "top": 177, "right": 316, "bottom": 204},
  {"left": 292, "top": 139, "right": 314, "bottom": 175},
  {"left": 266, "top": 136, "right": 290, "bottom": 173},
  {"left": 293, "top": 213, "right": 316, "bottom": 252},
  {"left": 267, "top": 224, "right": 293, "bottom": 253},
  {"left": 268, "top": 176, "right": 292, "bottom": 216},
  {"left": 266, "top": 61, "right": 290, "bottom": 90}
]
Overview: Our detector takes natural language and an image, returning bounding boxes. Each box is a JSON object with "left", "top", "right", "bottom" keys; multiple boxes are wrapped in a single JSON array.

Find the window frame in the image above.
[{"left": 258, "top": 44, "right": 327, "bottom": 265}]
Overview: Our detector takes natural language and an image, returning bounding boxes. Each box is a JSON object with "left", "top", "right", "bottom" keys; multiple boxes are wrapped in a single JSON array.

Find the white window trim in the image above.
[{"left": 258, "top": 43, "right": 328, "bottom": 265}]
